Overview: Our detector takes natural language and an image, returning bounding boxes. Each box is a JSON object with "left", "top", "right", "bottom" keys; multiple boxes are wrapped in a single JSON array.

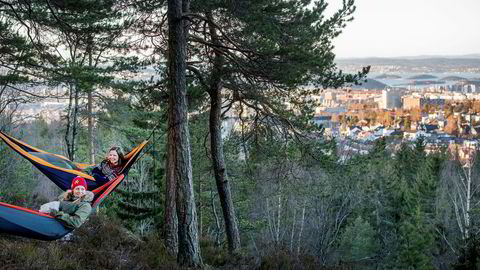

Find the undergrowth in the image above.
[{"left": 0, "top": 213, "right": 344, "bottom": 269}]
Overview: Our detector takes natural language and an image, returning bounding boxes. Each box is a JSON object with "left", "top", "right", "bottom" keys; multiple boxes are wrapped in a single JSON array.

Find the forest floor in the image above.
[
  {"left": 0, "top": 214, "right": 350, "bottom": 270},
  {"left": 0, "top": 214, "right": 255, "bottom": 270}
]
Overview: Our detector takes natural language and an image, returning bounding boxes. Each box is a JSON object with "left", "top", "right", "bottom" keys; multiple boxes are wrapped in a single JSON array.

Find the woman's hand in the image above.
[
  {"left": 64, "top": 190, "right": 72, "bottom": 200},
  {"left": 73, "top": 194, "right": 85, "bottom": 204},
  {"left": 73, "top": 198, "right": 81, "bottom": 204}
]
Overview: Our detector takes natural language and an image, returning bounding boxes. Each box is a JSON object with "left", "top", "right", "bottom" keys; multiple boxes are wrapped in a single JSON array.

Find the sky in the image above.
[{"left": 326, "top": 0, "right": 480, "bottom": 58}]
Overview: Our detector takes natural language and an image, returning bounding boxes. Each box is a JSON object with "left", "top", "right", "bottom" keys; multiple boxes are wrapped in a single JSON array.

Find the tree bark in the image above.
[
  {"left": 164, "top": 152, "right": 178, "bottom": 256},
  {"left": 198, "top": 175, "right": 202, "bottom": 236},
  {"left": 276, "top": 193, "right": 281, "bottom": 245},
  {"left": 87, "top": 39, "right": 95, "bottom": 164},
  {"left": 65, "top": 82, "right": 79, "bottom": 161},
  {"left": 207, "top": 11, "right": 241, "bottom": 253},
  {"left": 87, "top": 91, "right": 94, "bottom": 162},
  {"left": 290, "top": 207, "right": 296, "bottom": 252},
  {"left": 297, "top": 201, "right": 306, "bottom": 256},
  {"left": 211, "top": 190, "right": 221, "bottom": 246},
  {"left": 167, "top": 0, "right": 202, "bottom": 267},
  {"left": 87, "top": 37, "right": 95, "bottom": 164},
  {"left": 465, "top": 165, "right": 471, "bottom": 239},
  {"left": 449, "top": 153, "right": 478, "bottom": 242}
]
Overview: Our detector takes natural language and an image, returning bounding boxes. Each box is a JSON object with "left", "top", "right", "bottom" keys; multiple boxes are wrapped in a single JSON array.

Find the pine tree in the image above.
[
  {"left": 181, "top": 0, "right": 369, "bottom": 253},
  {"left": 0, "top": 17, "right": 50, "bottom": 129},
  {"left": 111, "top": 127, "right": 165, "bottom": 234},
  {"left": 396, "top": 206, "right": 434, "bottom": 270},
  {"left": 339, "top": 216, "right": 378, "bottom": 265},
  {"left": 382, "top": 138, "right": 440, "bottom": 269},
  {"left": 4, "top": 0, "right": 135, "bottom": 160}
]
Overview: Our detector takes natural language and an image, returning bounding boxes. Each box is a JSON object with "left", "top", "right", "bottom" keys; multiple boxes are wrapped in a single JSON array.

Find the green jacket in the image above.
[{"left": 52, "top": 191, "right": 94, "bottom": 229}]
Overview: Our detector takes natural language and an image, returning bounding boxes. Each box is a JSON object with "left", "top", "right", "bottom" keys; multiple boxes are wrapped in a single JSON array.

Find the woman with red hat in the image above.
[{"left": 47, "top": 176, "right": 94, "bottom": 229}]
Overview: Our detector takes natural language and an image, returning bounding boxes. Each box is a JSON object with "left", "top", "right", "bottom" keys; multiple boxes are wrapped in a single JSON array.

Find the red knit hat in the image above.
[{"left": 71, "top": 176, "right": 88, "bottom": 190}]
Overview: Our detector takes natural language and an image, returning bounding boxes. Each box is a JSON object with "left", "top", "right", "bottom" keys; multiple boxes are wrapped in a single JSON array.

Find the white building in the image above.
[
  {"left": 323, "top": 91, "right": 337, "bottom": 107},
  {"left": 381, "top": 89, "right": 402, "bottom": 109}
]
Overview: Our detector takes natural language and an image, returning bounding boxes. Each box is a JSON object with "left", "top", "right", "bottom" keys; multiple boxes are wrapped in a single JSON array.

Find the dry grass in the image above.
[
  {"left": 0, "top": 213, "right": 347, "bottom": 270},
  {"left": 0, "top": 214, "right": 178, "bottom": 270}
]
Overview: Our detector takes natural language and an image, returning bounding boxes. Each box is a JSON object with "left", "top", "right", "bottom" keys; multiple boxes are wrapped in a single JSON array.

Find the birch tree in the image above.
[{"left": 446, "top": 148, "right": 480, "bottom": 242}]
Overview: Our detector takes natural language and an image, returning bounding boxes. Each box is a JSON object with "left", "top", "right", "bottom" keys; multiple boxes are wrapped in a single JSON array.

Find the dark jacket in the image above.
[
  {"left": 84, "top": 160, "right": 122, "bottom": 184},
  {"left": 52, "top": 191, "right": 94, "bottom": 229}
]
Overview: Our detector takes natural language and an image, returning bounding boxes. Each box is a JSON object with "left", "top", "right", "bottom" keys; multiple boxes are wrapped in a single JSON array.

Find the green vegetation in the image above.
[
  {"left": 1, "top": 114, "right": 480, "bottom": 269},
  {"left": 3, "top": 0, "right": 479, "bottom": 269}
]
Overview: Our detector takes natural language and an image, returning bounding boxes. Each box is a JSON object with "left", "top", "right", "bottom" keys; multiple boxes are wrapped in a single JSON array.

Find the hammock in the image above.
[
  {"left": 0, "top": 131, "right": 147, "bottom": 191},
  {"left": 0, "top": 132, "right": 148, "bottom": 240},
  {"left": 0, "top": 174, "right": 124, "bottom": 240}
]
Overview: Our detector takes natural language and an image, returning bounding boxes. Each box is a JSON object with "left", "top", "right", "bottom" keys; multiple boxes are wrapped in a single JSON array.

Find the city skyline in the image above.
[{"left": 327, "top": 0, "right": 480, "bottom": 58}]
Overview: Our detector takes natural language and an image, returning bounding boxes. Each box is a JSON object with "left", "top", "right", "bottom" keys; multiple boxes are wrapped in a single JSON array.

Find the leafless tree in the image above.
[{"left": 444, "top": 148, "right": 480, "bottom": 242}]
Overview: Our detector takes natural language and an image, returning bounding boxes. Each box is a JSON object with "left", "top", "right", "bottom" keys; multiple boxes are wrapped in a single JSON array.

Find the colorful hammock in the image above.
[{"left": 0, "top": 132, "right": 148, "bottom": 240}]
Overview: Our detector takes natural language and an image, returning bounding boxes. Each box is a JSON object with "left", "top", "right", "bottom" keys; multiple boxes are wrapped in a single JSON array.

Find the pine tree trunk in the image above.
[
  {"left": 87, "top": 42, "right": 95, "bottom": 164},
  {"left": 87, "top": 91, "right": 94, "bottom": 163},
  {"left": 65, "top": 83, "right": 74, "bottom": 160},
  {"left": 65, "top": 82, "right": 79, "bottom": 161},
  {"left": 71, "top": 86, "right": 79, "bottom": 161},
  {"left": 164, "top": 154, "right": 178, "bottom": 256},
  {"left": 167, "top": 0, "right": 202, "bottom": 266},
  {"left": 207, "top": 11, "right": 241, "bottom": 253},
  {"left": 198, "top": 176, "right": 202, "bottom": 236}
]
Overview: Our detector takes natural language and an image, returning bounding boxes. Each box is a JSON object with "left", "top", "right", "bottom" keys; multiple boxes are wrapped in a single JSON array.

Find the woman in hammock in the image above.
[
  {"left": 85, "top": 146, "right": 125, "bottom": 185},
  {"left": 42, "top": 176, "right": 94, "bottom": 229}
]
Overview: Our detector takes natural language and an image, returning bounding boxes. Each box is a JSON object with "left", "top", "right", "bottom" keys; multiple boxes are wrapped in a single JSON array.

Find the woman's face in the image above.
[
  {"left": 108, "top": 150, "right": 119, "bottom": 165},
  {"left": 73, "top": 186, "right": 86, "bottom": 197}
]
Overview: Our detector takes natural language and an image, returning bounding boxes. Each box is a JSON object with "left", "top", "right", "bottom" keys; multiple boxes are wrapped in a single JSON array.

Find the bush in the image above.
[{"left": 258, "top": 249, "right": 320, "bottom": 270}]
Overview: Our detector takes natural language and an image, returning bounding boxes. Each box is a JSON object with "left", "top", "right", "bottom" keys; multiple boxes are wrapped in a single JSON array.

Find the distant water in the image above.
[{"left": 369, "top": 72, "right": 480, "bottom": 89}]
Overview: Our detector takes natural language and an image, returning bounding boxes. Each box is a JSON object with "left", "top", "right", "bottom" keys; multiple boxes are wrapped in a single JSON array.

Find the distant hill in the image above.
[
  {"left": 335, "top": 57, "right": 480, "bottom": 73},
  {"left": 389, "top": 54, "right": 480, "bottom": 59},
  {"left": 440, "top": 76, "right": 468, "bottom": 81},
  {"left": 352, "top": 78, "right": 389, "bottom": 90},
  {"left": 375, "top": 74, "right": 402, "bottom": 79},
  {"left": 408, "top": 74, "right": 437, "bottom": 80}
]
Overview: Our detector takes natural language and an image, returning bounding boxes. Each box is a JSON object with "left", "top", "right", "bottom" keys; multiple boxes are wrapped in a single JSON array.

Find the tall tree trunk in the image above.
[
  {"left": 65, "top": 82, "right": 79, "bottom": 161},
  {"left": 87, "top": 39, "right": 95, "bottom": 164},
  {"left": 290, "top": 207, "right": 297, "bottom": 252},
  {"left": 72, "top": 85, "right": 79, "bottom": 161},
  {"left": 87, "top": 91, "right": 94, "bottom": 162},
  {"left": 164, "top": 154, "right": 178, "bottom": 256},
  {"left": 297, "top": 201, "right": 306, "bottom": 256},
  {"left": 211, "top": 191, "right": 221, "bottom": 246},
  {"left": 207, "top": 11, "right": 241, "bottom": 253},
  {"left": 167, "top": 0, "right": 202, "bottom": 267},
  {"left": 276, "top": 193, "right": 282, "bottom": 245},
  {"left": 65, "top": 83, "right": 74, "bottom": 159},
  {"left": 198, "top": 176, "right": 202, "bottom": 236},
  {"left": 465, "top": 165, "right": 471, "bottom": 239}
]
